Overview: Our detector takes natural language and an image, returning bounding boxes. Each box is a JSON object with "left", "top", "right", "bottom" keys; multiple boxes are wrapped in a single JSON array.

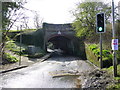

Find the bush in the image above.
[
  {"left": 102, "top": 50, "right": 110, "bottom": 57},
  {"left": 5, "top": 40, "right": 26, "bottom": 56},
  {"left": 117, "top": 46, "right": 120, "bottom": 63},
  {"left": 4, "top": 53, "right": 19, "bottom": 63},
  {"left": 88, "top": 44, "right": 113, "bottom": 68},
  {"left": 93, "top": 49, "right": 100, "bottom": 56},
  {"left": 89, "top": 44, "right": 98, "bottom": 51}
]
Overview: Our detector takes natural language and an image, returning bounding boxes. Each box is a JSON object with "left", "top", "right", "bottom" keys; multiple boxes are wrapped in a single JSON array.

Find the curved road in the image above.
[{"left": 1, "top": 55, "right": 95, "bottom": 88}]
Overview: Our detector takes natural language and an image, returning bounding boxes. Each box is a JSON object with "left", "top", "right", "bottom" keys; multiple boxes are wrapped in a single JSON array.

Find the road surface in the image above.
[{"left": 1, "top": 54, "right": 95, "bottom": 88}]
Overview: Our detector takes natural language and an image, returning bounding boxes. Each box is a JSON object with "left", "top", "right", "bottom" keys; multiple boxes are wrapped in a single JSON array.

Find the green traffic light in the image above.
[{"left": 99, "top": 27, "right": 103, "bottom": 31}]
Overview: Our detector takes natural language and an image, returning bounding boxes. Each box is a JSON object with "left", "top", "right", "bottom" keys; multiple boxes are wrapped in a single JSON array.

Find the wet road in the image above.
[{"left": 1, "top": 55, "right": 95, "bottom": 88}]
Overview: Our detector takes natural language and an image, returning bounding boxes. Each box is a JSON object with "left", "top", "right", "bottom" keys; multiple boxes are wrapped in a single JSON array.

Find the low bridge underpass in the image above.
[
  {"left": 47, "top": 35, "right": 75, "bottom": 54},
  {"left": 16, "top": 23, "right": 86, "bottom": 59},
  {"left": 43, "top": 23, "right": 81, "bottom": 55}
]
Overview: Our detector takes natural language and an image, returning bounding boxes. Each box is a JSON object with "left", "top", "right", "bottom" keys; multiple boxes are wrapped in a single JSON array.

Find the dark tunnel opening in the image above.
[{"left": 47, "top": 35, "right": 74, "bottom": 55}]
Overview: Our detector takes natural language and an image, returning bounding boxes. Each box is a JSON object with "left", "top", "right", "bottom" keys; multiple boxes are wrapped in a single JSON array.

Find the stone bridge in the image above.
[
  {"left": 43, "top": 23, "right": 77, "bottom": 54},
  {"left": 17, "top": 23, "right": 86, "bottom": 59}
]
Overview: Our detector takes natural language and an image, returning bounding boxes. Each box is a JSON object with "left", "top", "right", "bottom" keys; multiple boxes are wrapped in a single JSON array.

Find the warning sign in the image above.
[{"left": 112, "top": 39, "right": 118, "bottom": 50}]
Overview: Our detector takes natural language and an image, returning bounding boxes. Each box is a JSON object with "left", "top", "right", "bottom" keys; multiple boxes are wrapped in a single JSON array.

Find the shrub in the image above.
[
  {"left": 93, "top": 49, "right": 100, "bottom": 56},
  {"left": 102, "top": 50, "right": 110, "bottom": 57},
  {"left": 89, "top": 44, "right": 98, "bottom": 51},
  {"left": 88, "top": 44, "right": 113, "bottom": 68},
  {"left": 117, "top": 46, "right": 120, "bottom": 63},
  {"left": 5, "top": 40, "right": 26, "bottom": 56},
  {"left": 4, "top": 53, "right": 19, "bottom": 63}
]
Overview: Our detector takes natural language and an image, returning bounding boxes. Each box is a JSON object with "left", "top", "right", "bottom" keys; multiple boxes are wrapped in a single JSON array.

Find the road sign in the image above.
[
  {"left": 112, "top": 39, "right": 118, "bottom": 50},
  {"left": 58, "top": 31, "right": 61, "bottom": 35},
  {"left": 96, "top": 13, "right": 105, "bottom": 33}
]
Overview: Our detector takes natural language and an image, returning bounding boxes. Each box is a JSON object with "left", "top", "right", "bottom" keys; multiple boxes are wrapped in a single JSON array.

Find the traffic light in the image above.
[{"left": 96, "top": 13, "right": 105, "bottom": 33}]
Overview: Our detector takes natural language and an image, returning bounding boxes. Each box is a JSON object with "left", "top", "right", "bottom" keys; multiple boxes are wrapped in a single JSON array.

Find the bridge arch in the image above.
[
  {"left": 41, "top": 23, "right": 86, "bottom": 58},
  {"left": 47, "top": 34, "right": 74, "bottom": 54},
  {"left": 47, "top": 34, "right": 71, "bottom": 42}
]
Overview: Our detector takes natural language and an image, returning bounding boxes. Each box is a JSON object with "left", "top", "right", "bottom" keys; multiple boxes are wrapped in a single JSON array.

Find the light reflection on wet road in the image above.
[{"left": 1, "top": 55, "right": 95, "bottom": 88}]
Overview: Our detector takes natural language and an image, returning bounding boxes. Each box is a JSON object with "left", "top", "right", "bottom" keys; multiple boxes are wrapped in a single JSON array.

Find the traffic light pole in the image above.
[
  {"left": 100, "top": 33, "right": 103, "bottom": 69},
  {"left": 112, "top": 0, "right": 117, "bottom": 77}
]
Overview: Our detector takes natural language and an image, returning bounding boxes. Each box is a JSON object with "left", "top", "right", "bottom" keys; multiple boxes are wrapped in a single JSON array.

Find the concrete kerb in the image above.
[
  {"left": 0, "top": 53, "right": 51, "bottom": 74},
  {"left": 0, "top": 65, "right": 28, "bottom": 74},
  {"left": 40, "top": 53, "right": 51, "bottom": 62}
]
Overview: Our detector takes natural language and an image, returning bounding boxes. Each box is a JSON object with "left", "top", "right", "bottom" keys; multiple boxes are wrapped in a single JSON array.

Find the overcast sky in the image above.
[
  {"left": 24, "top": 0, "right": 81, "bottom": 24},
  {"left": 13, "top": 0, "right": 120, "bottom": 29}
]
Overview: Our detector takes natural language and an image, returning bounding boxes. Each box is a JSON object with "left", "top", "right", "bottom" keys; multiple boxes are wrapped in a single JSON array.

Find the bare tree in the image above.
[
  {"left": 1, "top": 1, "right": 27, "bottom": 58},
  {"left": 34, "top": 12, "right": 43, "bottom": 29},
  {"left": 22, "top": 16, "right": 29, "bottom": 29}
]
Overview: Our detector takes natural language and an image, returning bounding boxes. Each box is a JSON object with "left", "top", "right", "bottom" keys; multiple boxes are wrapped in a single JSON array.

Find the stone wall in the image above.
[{"left": 85, "top": 43, "right": 100, "bottom": 67}]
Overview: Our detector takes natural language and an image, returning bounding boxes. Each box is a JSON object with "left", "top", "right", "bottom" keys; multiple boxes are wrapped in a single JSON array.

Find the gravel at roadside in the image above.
[{"left": 80, "top": 69, "right": 116, "bottom": 89}]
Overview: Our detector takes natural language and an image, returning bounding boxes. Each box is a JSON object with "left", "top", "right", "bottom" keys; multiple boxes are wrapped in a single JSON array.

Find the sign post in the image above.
[{"left": 112, "top": 0, "right": 118, "bottom": 77}]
